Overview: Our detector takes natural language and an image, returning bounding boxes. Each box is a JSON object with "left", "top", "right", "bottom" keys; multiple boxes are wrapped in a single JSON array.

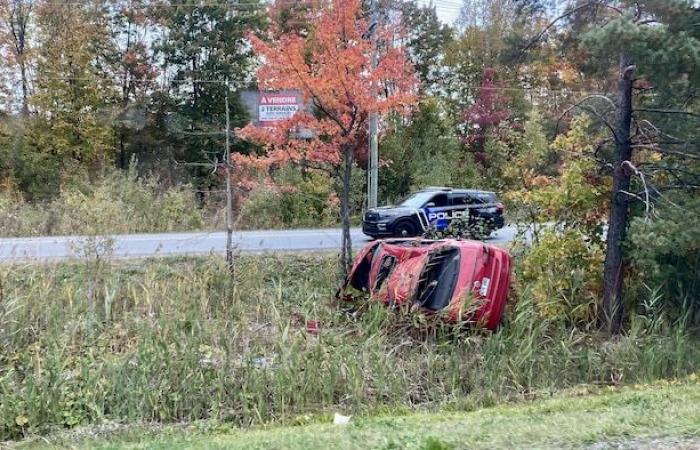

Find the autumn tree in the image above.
[
  {"left": 461, "top": 68, "right": 512, "bottom": 168},
  {"left": 239, "top": 0, "right": 416, "bottom": 273},
  {"left": 108, "top": 0, "right": 158, "bottom": 170},
  {"left": 19, "top": 0, "right": 116, "bottom": 197}
]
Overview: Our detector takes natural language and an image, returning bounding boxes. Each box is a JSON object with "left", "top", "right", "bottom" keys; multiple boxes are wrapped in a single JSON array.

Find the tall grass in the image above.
[
  {"left": 0, "top": 166, "right": 203, "bottom": 237},
  {"left": 0, "top": 254, "right": 698, "bottom": 440}
]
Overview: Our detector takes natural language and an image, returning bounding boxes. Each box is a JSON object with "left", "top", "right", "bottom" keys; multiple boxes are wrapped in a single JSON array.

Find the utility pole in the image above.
[
  {"left": 367, "top": 0, "right": 379, "bottom": 209},
  {"left": 224, "top": 84, "right": 235, "bottom": 276}
]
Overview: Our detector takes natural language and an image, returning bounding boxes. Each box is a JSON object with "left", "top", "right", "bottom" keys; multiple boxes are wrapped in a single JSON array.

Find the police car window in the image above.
[
  {"left": 430, "top": 194, "right": 449, "bottom": 207},
  {"left": 399, "top": 192, "right": 435, "bottom": 208},
  {"left": 474, "top": 193, "right": 497, "bottom": 204},
  {"left": 451, "top": 195, "right": 468, "bottom": 206}
]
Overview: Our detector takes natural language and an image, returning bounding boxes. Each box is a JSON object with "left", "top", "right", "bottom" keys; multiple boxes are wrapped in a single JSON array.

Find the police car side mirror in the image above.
[{"left": 425, "top": 202, "right": 436, "bottom": 208}]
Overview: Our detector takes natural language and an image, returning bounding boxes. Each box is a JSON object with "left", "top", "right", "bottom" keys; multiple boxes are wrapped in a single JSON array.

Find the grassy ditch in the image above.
[
  {"left": 0, "top": 254, "right": 699, "bottom": 441},
  {"left": 16, "top": 380, "right": 700, "bottom": 449}
]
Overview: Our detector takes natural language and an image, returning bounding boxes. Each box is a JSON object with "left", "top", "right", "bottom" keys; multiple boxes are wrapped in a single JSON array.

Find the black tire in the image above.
[{"left": 394, "top": 220, "right": 418, "bottom": 237}]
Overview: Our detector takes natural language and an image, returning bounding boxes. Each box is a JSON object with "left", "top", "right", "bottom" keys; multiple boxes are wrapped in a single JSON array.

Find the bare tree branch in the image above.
[
  {"left": 631, "top": 143, "right": 700, "bottom": 160},
  {"left": 522, "top": 1, "right": 623, "bottom": 52},
  {"left": 557, "top": 94, "right": 618, "bottom": 139},
  {"left": 622, "top": 160, "right": 651, "bottom": 220},
  {"left": 634, "top": 108, "right": 700, "bottom": 119}
]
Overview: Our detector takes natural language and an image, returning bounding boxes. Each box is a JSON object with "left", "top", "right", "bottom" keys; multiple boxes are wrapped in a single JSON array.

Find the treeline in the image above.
[
  {"left": 0, "top": 0, "right": 265, "bottom": 199},
  {"left": 0, "top": 0, "right": 592, "bottom": 201}
]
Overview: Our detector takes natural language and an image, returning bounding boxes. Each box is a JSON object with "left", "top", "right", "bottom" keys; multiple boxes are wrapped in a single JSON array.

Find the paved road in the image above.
[{"left": 0, "top": 225, "right": 520, "bottom": 262}]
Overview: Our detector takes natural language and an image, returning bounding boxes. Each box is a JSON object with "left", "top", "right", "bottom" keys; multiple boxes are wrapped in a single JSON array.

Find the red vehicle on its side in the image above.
[{"left": 339, "top": 238, "right": 512, "bottom": 330}]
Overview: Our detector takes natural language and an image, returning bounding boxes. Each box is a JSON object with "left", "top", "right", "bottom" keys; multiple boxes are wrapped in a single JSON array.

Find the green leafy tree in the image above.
[
  {"left": 152, "top": 0, "right": 264, "bottom": 188},
  {"left": 379, "top": 99, "right": 479, "bottom": 202},
  {"left": 398, "top": 1, "right": 454, "bottom": 95},
  {"left": 24, "top": 0, "right": 116, "bottom": 197}
]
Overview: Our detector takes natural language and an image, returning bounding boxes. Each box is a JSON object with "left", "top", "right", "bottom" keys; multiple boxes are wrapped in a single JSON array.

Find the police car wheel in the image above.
[{"left": 394, "top": 221, "right": 417, "bottom": 237}]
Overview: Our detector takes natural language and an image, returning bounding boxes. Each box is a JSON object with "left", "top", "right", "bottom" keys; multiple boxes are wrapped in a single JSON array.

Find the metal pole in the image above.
[
  {"left": 368, "top": 0, "right": 379, "bottom": 209},
  {"left": 224, "top": 84, "right": 234, "bottom": 275}
]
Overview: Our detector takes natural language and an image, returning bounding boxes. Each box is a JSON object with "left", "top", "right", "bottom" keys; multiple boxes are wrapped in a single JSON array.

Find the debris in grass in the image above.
[
  {"left": 306, "top": 320, "right": 319, "bottom": 334},
  {"left": 333, "top": 413, "right": 351, "bottom": 425}
]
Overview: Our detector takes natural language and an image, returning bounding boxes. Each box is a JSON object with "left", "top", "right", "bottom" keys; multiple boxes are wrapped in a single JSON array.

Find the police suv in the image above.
[{"left": 362, "top": 187, "right": 505, "bottom": 239}]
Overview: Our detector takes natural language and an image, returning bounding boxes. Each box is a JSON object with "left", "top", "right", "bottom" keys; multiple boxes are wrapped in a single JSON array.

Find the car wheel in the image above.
[{"left": 394, "top": 220, "right": 417, "bottom": 237}]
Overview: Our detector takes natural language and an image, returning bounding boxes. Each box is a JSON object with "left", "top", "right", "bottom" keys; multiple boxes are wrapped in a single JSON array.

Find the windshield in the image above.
[{"left": 399, "top": 192, "right": 435, "bottom": 208}]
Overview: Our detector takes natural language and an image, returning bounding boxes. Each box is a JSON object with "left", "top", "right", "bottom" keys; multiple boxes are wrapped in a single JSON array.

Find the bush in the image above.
[
  {"left": 519, "top": 229, "right": 604, "bottom": 325},
  {"left": 238, "top": 168, "right": 339, "bottom": 229},
  {"left": 0, "top": 166, "right": 204, "bottom": 237}
]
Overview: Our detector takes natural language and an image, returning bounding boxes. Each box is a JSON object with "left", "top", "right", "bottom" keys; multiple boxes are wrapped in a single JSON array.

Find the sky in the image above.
[{"left": 418, "top": 0, "right": 463, "bottom": 24}]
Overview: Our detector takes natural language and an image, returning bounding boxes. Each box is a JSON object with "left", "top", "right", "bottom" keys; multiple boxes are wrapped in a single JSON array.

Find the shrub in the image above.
[
  {"left": 238, "top": 168, "right": 339, "bottom": 229},
  {"left": 519, "top": 229, "right": 604, "bottom": 325},
  {"left": 0, "top": 166, "right": 204, "bottom": 237},
  {"left": 628, "top": 197, "right": 700, "bottom": 324}
]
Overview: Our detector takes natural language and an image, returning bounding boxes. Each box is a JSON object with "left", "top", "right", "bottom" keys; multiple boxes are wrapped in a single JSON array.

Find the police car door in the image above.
[
  {"left": 447, "top": 193, "right": 471, "bottom": 222},
  {"left": 423, "top": 192, "right": 452, "bottom": 227}
]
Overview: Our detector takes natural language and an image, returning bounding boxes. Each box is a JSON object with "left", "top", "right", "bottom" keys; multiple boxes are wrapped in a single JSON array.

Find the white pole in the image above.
[
  {"left": 225, "top": 84, "right": 234, "bottom": 275},
  {"left": 368, "top": 0, "right": 379, "bottom": 209}
]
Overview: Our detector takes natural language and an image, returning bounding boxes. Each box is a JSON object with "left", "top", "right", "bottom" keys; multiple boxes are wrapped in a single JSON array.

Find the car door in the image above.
[
  {"left": 448, "top": 193, "right": 471, "bottom": 223},
  {"left": 467, "top": 193, "right": 498, "bottom": 226},
  {"left": 422, "top": 193, "right": 451, "bottom": 226}
]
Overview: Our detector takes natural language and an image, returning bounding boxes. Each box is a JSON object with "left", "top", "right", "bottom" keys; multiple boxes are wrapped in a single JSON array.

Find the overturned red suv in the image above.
[{"left": 339, "top": 238, "right": 512, "bottom": 330}]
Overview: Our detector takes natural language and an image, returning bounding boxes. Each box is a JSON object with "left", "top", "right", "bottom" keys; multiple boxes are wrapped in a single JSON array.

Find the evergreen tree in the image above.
[
  {"left": 398, "top": 1, "right": 454, "bottom": 95},
  {"left": 152, "top": 0, "right": 264, "bottom": 188}
]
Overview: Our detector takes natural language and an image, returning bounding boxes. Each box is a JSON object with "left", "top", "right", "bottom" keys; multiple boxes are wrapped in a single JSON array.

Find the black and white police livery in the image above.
[{"left": 362, "top": 187, "right": 505, "bottom": 239}]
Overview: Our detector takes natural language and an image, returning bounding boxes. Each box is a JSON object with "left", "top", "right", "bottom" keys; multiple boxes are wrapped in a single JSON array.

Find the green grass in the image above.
[{"left": 17, "top": 381, "right": 700, "bottom": 449}]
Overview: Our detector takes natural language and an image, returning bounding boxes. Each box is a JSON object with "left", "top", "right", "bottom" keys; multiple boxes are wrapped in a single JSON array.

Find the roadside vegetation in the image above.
[
  {"left": 16, "top": 381, "right": 700, "bottom": 449},
  {"left": 1, "top": 253, "right": 698, "bottom": 442},
  {"left": 0, "top": 164, "right": 344, "bottom": 237}
]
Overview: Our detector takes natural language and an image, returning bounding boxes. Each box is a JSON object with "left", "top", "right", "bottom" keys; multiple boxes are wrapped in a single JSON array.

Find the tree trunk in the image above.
[
  {"left": 119, "top": 133, "right": 127, "bottom": 169},
  {"left": 601, "top": 53, "right": 635, "bottom": 334},
  {"left": 341, "top": 145, "right": 354, "bottom": 276},
  {"left": 20, "top": 61, "right": 29, "bottom": 117}
]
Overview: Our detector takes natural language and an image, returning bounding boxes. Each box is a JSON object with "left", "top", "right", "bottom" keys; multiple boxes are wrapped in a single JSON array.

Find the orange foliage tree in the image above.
[{"left": 238, "top": 0, "right": 417, "bottom": 273}]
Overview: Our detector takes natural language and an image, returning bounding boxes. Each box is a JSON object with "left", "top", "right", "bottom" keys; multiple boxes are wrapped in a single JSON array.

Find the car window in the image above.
[
  {"left": 451, "top": 195, "right": 469, "bottom": 206},
  {"left": 474, "top": 193, "right": 497, "bottom": 204},
  {"left": 399, "top": 191, "right": 435, "bottom": 208},
  {"left": 430, "top": 194, "right": 449, "bottom": 207}
]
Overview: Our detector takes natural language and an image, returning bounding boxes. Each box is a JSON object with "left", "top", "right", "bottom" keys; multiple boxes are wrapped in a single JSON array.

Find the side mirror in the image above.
[{"left": 425, "top": 202, "right": 436, "bottom": 208}]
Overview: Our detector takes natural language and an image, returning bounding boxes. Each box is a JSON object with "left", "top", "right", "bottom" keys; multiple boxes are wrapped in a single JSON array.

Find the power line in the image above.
[{"left": 36, "top": 76, "right": 611, "bottom": 96}]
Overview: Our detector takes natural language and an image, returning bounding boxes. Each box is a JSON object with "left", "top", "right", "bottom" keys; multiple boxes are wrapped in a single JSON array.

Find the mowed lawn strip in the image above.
[{"left": 23, "top": 382, "right": 700, "bottom": 450}]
